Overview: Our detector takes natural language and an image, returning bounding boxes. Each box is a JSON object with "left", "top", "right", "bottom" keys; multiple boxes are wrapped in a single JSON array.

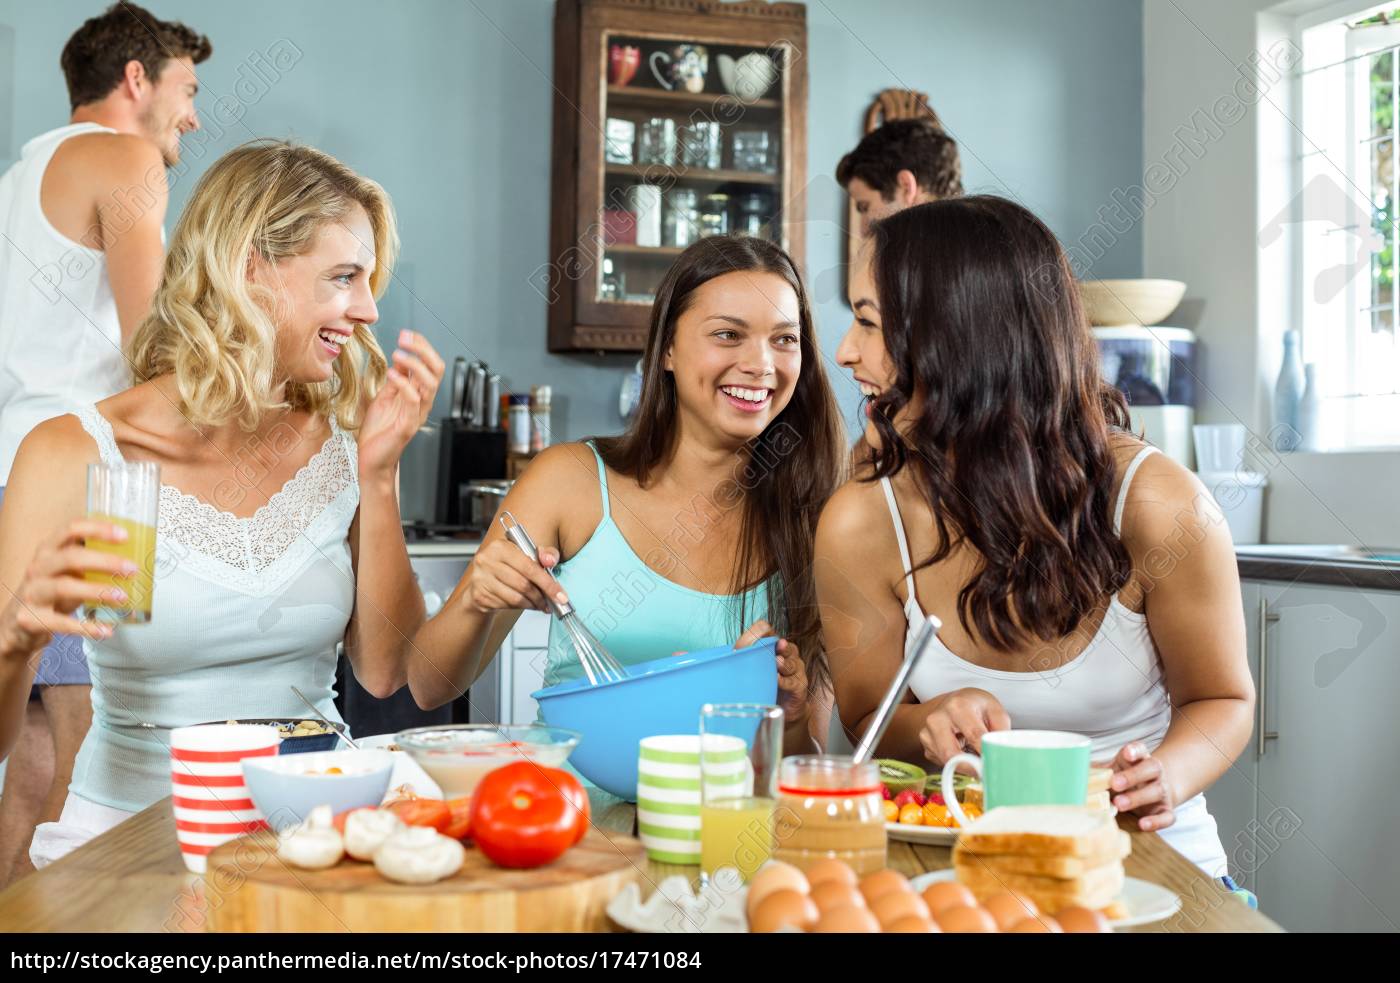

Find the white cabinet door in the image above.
[
  {"left": 1205, "top": 579, "right": 1262, "bottom": 893},
  {"left": 509, "top": 611, "right": 552, "bottom": 725},
  {"left": 1254, "top": 582, "right": 1400, "bottom": 932}
]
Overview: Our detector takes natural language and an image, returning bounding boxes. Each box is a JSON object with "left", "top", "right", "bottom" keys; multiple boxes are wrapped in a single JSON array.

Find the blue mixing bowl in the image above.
[{"left": 532, "top": 637, "right": 779, "bottom": 801}]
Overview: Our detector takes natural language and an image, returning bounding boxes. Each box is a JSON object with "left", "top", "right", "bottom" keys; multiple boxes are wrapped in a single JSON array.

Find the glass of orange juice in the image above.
[
  {"left": 699, "top": 702, "right": 782, "bottom": 883},
  {"left": 83, "top": 461, "right": 159, "bottom": 624}
]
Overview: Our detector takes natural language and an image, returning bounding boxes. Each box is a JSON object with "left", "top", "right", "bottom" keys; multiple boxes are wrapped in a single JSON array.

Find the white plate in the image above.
[
  {"left": 885, "top": 822, "right": 959, "bottom": 845},
  {"left": 350, "top": 733, "right": 442, "bottom": 800},
  {"left": 908, "top": 869, "right": 1181, "bottom": 929}
]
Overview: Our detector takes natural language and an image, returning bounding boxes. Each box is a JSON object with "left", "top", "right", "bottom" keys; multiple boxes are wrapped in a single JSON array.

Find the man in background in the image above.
[
  {"left": 837, "top": 116, "right": 964, "bottom": 236},
  {"left": 0, "top": 2, "right": 209, "bottom": 885}
]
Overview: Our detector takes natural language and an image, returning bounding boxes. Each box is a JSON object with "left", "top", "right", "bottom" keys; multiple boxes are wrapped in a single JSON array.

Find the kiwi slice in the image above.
[
  {"left": 925, "top": 772, "right": 976, "bottom": 796},
  {"left": 877, "top": 759, "right": 926, "bottom": 794}
]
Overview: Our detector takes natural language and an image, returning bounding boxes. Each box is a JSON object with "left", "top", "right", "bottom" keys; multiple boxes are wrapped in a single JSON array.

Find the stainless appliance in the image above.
[
  {"left": 460, "top": 479, "right": 513, "bottom": 532},
  {"left": 1094, "top": 326, "right": 1197, "bottom": 468},
  {"left": 335, "top": 539, "right": 504, "bottom": 736}
]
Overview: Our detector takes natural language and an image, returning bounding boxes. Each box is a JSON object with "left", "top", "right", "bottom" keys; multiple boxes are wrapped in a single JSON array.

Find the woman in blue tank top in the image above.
[{"left": 410, "top": 236, "right": 846, "bottom": 753}]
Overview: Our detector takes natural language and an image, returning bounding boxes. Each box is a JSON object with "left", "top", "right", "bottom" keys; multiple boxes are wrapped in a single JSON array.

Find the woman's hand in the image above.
[
  {"left": 458, "top": 539, "right": 567, "bottom": 615},
  {"left": 358, "top": 330, "right": 445, "bottom": 481},
  {"left": 1106, "top": 741, "right": 1176, "bottom": 832},
  {"left": 0, "top": 519, "right": 136, "bottom": 656},
  {"left": 733, "top": 620, "right": 809, "bottom": 722},
  {"left": 916, "top": 688, "right": 1011, "bottom": 766}
]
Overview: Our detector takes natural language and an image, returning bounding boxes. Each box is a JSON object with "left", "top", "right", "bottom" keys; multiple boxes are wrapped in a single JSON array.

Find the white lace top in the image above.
[{"left": 67, "top": 406, "right": 360, "bottom": 811}]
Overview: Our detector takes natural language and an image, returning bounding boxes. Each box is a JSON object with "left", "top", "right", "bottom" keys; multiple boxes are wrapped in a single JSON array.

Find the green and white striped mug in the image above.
[{"left": 636, "top": 735, "right": 749, "bottom": 864}]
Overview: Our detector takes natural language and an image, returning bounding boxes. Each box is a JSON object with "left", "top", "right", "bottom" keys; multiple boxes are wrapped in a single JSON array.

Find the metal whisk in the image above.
[{"left": 499, "top": 511, "right": 627, "bottom": 686}]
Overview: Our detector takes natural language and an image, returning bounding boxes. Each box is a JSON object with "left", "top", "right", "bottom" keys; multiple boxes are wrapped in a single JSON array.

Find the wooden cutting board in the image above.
[{"left": 203, "top": 827, "right": 647, "bottom": 932}]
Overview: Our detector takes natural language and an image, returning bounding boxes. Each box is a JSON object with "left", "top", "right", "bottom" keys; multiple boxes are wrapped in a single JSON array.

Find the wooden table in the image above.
[{"left": 0, "top": 793, "right": 1280, "bottom": 932}]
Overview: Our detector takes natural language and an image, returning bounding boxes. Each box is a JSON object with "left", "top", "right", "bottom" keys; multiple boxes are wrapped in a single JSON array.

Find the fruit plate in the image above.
[
  {"left": 908, "top": 870, "right": 1182, "bottom": 929},
  {"left": 885, "top": 822, "right": 959, "bottom": 846}
]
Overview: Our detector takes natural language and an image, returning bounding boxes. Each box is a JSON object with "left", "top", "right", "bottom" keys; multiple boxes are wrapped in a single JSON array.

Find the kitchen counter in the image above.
[
  {"left": 406, "top": 538, "right": 481, "bottom": 558},
  {"left": 1236, "top": 544, "right": 1400, "bottom": 592},
  {"left": 0, "top": 793, "right": 1280, "bottom": 933}
]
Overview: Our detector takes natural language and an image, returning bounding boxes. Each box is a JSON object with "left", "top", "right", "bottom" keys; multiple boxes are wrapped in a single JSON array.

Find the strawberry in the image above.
[
  {"left": 929, "top": 792, "right": 945, "bottom": 806},
  {"left": 882, "top": 784, "right": 893, "bottom": 800},
  {"left": 894, "top": 789, "right": 926, "bottom": 808}
]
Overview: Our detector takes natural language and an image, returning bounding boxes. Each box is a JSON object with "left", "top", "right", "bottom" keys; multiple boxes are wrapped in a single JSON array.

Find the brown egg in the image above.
[
  {"left": 921, "top": 880, "right": 977, "bottom": 915},
  {"left": 749, "top": 889, "right": 819, "bottom": 933},
  {"left": 982, "top": 891, "right": 1039, "bottom": 931},
  {"left": 934, "top": 904, "right": 999, "bottom": 933},
  {"left": 871, "top": 889, "right": 932, "bottom": 929},
  {"left": 746, "top": 862, "right": 811, "bottom": 920},
  {"left": 886, "top": 914, "right": 939, "bottom": 933},
  {"left": 1055, "top": 906, "right": 1112, "bottom": 933},
  {"left": 812, "top": 904, "right": 881, "bottom": 933},
  {"left": 858, "top": 868, "right": 912, "bottom": 905},
  {"left": 804, "top": 857, "right": 858, "bottom": 888},
  {"left": 1009, "top": 916, "right": 1063, "bottom": 933},
  {"left": 811, "top": 880, "right": 866, "bottom": 913}
]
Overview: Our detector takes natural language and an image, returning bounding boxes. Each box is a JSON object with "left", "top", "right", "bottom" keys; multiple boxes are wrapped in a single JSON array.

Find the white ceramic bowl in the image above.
[{"left": 242, "top": 749, "right": 393, "bottom": 831}]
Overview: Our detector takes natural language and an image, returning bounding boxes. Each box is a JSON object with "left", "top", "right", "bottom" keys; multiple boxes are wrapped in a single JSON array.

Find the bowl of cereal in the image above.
[
  {"left": 242, "top": 749, "right": 394, "bottom": 829},
  {"left": 199, "top": 718, "right": 347, "bottom": 755}
]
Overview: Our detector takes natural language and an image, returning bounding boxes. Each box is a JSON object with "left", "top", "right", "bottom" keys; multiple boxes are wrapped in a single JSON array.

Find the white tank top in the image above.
[
  {"left": 883, "top": 446, "right": 1229, "bottom": 876},
  {"left": 67, "top": 405, "right": 359, "bottom": 813},
  {"left": 0, "top": 123, "right": 130, "bottom": 483}
]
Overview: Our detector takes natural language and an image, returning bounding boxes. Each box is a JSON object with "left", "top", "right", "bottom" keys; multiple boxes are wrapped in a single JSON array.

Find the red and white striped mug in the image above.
[{"left": 169, "top": 724, "right": 280, "bottom": 873}]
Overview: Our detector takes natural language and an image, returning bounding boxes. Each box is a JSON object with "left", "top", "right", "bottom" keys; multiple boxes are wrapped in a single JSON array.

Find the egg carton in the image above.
[{"left": 606, "top": 869, "right": 752, "bottom": 933}]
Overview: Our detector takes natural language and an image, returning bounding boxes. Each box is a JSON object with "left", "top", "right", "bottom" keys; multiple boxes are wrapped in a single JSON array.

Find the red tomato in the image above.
[
  {"left": 386, "top": 797, "right": 452, "bottom": 832},
  {"left": 469, "top": 762, "right": 590, "bottom": 868},
  {"left": 558, "top": 772, "right": 591, "bottom": 845},
  {"left": 441, "top": 796, "right": 474, "bottom": 841}
]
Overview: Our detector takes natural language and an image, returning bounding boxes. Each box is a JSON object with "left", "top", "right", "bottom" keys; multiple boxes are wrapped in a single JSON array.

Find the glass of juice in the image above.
[
  {"left": 83, "top": 461, "right": 159, "bottom": 624},
  {"left": 698, "top": 702, "right": 783, "bottom": 883}
]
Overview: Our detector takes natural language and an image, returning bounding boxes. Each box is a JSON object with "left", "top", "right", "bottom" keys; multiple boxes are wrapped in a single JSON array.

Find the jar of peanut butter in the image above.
[{"left": 772, "top": 755, "right": 886, "bottom": 875}]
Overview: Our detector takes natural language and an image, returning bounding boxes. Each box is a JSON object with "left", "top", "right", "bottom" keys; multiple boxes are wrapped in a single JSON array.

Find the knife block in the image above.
[{"left": 434, "top": 421, "right": 507, "bottom": 525}]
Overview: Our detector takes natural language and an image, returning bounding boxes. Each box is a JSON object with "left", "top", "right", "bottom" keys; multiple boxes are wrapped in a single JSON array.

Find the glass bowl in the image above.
[{"left": 392, "top": 724, "right": 580, "bottom": 799}]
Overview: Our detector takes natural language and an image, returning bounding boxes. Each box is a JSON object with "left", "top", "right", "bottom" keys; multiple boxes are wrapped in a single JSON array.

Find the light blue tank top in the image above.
[{"left": 542, "top": 442, "right": 772, "bottom": 688}]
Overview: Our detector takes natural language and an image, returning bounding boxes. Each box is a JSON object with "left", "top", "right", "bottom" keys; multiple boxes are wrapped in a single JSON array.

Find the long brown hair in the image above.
[
  {"left": 864, "top": 196, "right": 1133, "bottom": 651},
  {"left": 595, "top": 235, "right": 846, "bottom": 692}
]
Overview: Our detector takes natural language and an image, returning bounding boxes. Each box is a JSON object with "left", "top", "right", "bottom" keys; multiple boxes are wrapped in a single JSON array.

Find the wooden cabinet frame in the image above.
[{"left": 548, "top": 0, "right": 808, "bottom": 352}]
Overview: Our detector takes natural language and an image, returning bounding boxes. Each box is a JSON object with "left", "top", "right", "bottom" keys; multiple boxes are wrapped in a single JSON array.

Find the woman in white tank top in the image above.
[
  {"left": 0, "top": 143, "right": 444, "bottom": 863},
  {"left": 815, "top": 197, "right": 1254, "bottom": 878}
]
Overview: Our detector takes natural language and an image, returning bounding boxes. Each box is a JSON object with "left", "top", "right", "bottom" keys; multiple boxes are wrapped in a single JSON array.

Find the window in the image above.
[{"left": 1294, "top": 5, "right": 1400, "bottom": 447}]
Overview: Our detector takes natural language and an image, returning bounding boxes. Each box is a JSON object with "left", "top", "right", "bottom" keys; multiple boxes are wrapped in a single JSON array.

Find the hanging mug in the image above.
[
  {"left": 650, "top": 44, "right": 708, "bottom": 94},
  {"left": 609, "top": 44, "right": 641, "bottom": 86}
]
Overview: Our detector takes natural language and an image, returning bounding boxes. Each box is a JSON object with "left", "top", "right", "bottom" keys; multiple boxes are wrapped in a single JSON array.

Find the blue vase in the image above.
[{"left": 1272, "top": 330, "right": 1304, "bottom": 451}]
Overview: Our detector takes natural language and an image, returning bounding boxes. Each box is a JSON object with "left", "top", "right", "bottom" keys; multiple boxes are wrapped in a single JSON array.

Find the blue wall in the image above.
[{"left": 0, "top": 0, "right": 1142, "bottom": 459}]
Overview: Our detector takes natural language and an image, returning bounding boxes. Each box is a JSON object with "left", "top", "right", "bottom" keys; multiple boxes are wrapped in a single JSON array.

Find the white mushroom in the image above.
[
  {"left": 373, "top": 825, "right": 466, "bottom": 884},
  {"left": 276, "top": 804, "right": 345, "bottom": 870},
  {"left": 343, "top": 808, "right": 404, "bottom": 861}
]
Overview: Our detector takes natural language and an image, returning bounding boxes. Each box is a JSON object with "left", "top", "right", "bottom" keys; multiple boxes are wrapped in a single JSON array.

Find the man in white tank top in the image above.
[{"left": 0, "top": 3, "right": 209, "bottom": 886}]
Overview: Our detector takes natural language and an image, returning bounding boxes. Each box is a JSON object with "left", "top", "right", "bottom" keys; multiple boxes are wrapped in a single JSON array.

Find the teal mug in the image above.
[{"left": 943, "top": 730, "right": 1090, "bottom": 826}]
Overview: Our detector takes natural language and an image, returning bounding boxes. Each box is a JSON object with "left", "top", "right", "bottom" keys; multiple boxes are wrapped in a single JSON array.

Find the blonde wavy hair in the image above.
[{"left": 127, "top": 140, "right": 399, "bottom": 431}]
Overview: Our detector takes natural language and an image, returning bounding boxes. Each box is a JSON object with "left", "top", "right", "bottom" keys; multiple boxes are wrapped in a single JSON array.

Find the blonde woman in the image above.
[{"left": 0, "top": 141, "right": 443, "bottom": 864}]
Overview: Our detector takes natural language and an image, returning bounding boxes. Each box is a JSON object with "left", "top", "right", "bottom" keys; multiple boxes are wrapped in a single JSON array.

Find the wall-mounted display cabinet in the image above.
[{"left": 548, "top": 0, "right": 808, "bottom": 352}]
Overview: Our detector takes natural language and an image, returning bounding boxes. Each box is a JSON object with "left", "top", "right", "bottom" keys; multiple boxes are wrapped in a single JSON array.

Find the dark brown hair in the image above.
[
  {"left": 863, "top": 196, "right": 1132, "bottom": 651},
  {"left": 61, "top": 2, "right": 211, "bottom": 112},
  {"left": 595, "top": 235, "right": 846, "bottom": 693},
  {"left": 837, "top": 117, "right": 964, "bottom": 201}
]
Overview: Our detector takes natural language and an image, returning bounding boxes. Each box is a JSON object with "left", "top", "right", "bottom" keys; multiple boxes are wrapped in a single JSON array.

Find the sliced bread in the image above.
[
  {"left": 954, "top": 805, "right": 1120, "bottom": 858},
  {"left": 953, "top": 856, "right": 1125, "bottom": 912},
  {"left": 954, "top": 830, "right": 1130, "bottom": 879}
]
